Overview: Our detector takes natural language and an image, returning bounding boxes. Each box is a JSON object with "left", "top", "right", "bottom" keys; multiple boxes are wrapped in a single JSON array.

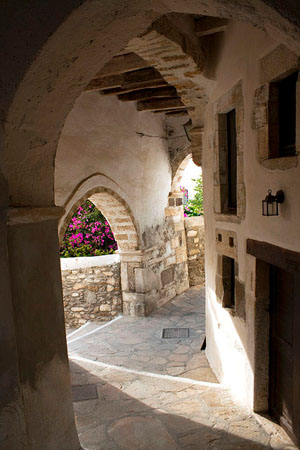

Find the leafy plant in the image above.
[
  {"left": 60, "top": 200, "right": 117, "bottom": 257},
  {"left": 181, "top": 175, "right": 204, "bottom": 217}
]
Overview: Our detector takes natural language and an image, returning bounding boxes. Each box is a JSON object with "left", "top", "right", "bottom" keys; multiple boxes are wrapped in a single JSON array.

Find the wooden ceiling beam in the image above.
[
  {"left": 95, "top": 53, "right": 150, "bottom": 77},
  {"left": 137, "top": 97, "right": 184, "bottom": 112},
  {"left": 153, "top": 108, "right": 188, "bottom": 114},
  {"left": 118, "top": 86, "right": 177, "bottom": 102},
  {"left": 85, "top": 67, "right": 165, "bottom": 92},
  {"left": 85, "top": 74, "right": 123, "bottom": 91},
  {"left": 98, "top": 80, "right": 169, "bottom": 96},
  {"left": 165, "top": 109, "right": 189, "bottom": 117},
  {"left": 195, "top": 17, "right": 228, "bottom": 37}
]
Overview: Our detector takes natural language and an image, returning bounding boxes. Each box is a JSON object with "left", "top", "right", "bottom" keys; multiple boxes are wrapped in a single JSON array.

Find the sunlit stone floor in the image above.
[{"left": 68, "top": 287, "right": 297, "bottom": 450}]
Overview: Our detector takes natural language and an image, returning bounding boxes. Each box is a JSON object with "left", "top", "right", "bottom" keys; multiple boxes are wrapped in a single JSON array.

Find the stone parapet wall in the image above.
[
  {"left": 184, "top": 216, "right": 205, "bottom": 286},
  {"left": 61, "top": 254, "right": 122, "bottom": 327}
]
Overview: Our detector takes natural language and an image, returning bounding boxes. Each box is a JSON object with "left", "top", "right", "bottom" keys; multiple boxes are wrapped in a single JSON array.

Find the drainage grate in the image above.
[
  {"left": 72, "top": 384, "right": 98, "bottom": 402},
  {"left": 162, "top": 328, "right": 190, "bottom": 339}
]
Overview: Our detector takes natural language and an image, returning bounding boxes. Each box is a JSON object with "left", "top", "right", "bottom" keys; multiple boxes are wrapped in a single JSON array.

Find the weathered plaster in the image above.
[{"left": 204, "top": 22, "right": 300, "bottom": 410}]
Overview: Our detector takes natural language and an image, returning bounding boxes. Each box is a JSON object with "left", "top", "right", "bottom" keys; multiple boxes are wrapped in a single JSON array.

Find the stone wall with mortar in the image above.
[
  {"left": 121, "top": 194, "right": 189, "bottom": 316},
  {"left": 184, "top": 216, "right": 205, "bottom": 286},
  {"left": 60, "top": 255, "right": 122, "bottom": 327}
]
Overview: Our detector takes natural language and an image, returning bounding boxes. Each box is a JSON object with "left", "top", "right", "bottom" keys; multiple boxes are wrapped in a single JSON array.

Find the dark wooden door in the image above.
[{"left": 269, "top": 266, "right": 300, "bottom": 446}]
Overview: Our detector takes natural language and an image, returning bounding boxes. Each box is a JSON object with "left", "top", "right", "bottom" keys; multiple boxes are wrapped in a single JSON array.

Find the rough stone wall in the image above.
[
  {"left": 184, "top": 216, "right": 205, "bottom": 286},
  {"left": 61, "top": 258, "right": 122, "bottom": 327},
  {"left": 121, "top": 195, "right": 190, "bottom": 316}
]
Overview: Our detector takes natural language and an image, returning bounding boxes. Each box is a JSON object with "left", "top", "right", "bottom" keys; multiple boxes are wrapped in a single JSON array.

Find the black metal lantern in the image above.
[
  {"left": 183, "top": 119, "right": 193, "bottom": 142},
  {"left": 262, "top": 189, "right": 284, "bottom": 216}
]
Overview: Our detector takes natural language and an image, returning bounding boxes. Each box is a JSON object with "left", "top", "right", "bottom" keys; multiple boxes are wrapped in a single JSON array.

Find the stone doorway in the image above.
[{"left": 248, "top": 239, "right": 300, "bottom": 447}]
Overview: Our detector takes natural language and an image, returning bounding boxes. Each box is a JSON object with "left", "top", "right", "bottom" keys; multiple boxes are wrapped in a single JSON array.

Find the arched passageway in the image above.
[
  {"left": 1, "top": 2, "right": 300, "bottom": 449},
  {"left": 59, "top": 188, "right": 140, "bottom": 252}
]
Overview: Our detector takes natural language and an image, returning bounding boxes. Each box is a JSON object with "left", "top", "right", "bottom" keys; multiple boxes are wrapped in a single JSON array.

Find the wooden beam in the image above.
[
  {"left": 247, "top": 239, "right": 300, "bottom": 274},
  {"left": 123, "top": 68, "right": 163, "bottom": 87},
  {"left": 95, "top": 53, "right": 150, "bottom": 77},
  {"left": 165, "top": 110, "right": 188, "bottom": 117},
  {"left": 85, "top": 74, "right": 123, "bottom": 91},
  {"left": 85, "top": 68, "right": 165, "bottom": 92},
  {"left": 153, "top": 108, "right": 187, "bottom": 115},
  {"left": 195, "top": 17, "right": 228, "bottom": 37},
  {"left": 99, "top": 80, "right": 169, "bottom": 96},
  {"left": 118, "top": 86, "right": 177, "bottom": 102},
  {"left": 137, "top": 97, "right": 184, "bottom": 112}
]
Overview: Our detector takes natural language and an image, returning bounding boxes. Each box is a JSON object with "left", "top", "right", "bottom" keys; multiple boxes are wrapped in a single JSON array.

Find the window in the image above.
[
  {"left": 219, "top": 109, "right": 237, "bottom": 215},
  {"left": 269, "top": 71, "right": 298, "bottom": 158},
  {"left": 226, "top": 110, "right": 237, "bottom": 211},
  {"left": 222, "top": 255, "right": 235, "bottom": 309}
]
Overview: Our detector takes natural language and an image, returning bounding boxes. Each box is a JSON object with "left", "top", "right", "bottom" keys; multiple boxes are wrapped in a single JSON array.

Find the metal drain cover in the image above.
[
  {"left": 72, "top": 384, "right": 98, "bottom": 402},
  {"left": 162, "top": 328, "right": 190, "bottom": 339}
]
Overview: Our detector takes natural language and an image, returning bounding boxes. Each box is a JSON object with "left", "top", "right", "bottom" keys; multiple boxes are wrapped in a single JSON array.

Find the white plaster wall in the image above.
[
  {"left": 55, "top": 93, "right": 171, "bottom": 235},
  {"left": 60, "top": 253, "right": 120, "bottom": 270},
  {"left": 204, "top": 22, "right": 300, "bottom": 407}
]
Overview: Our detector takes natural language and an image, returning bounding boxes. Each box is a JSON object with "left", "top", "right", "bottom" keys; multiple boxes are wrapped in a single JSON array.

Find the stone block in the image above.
[
  {"left": 122, "top": 292, "right": 146, "bottom": 317},
  {"left": 134, "top": 267, "right": 160, "bottom": 293},
  {"left": 107, "top": 285, "right": 114, "bottom": 292},
  {"left": 176, "top": 247, "right": 187, "bottom": 263},
  {"left": 100, "top": 304, "right": 111, "bottom": 312},
  {"left": 72, "top": 283, "right": 84, "bottom": 290},
  {"left": 176, "top": 279, "right": 189, "bottom": 295},
  {"left": 171, "top": 237, "right": 180, "bottom": 249},
  {"left": 189, "top": 249, "right": 200, "bottom": 256},
  {"left": 84, "top": 290, "right": 97, "bottom": 304},
  {"left": 187, "top": 230, "right": 197, "bottom": 237},
  {"left": 161, "top": 266, "right": 175, "bottom": 286}
]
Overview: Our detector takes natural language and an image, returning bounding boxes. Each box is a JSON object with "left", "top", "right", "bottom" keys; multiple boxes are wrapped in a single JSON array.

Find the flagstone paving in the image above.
[
  {"left": 68, "top": 287, "right": 297, "bottom": 450},
  {"left": 68, "top": 286, "right": 215, "bottom": 382}
]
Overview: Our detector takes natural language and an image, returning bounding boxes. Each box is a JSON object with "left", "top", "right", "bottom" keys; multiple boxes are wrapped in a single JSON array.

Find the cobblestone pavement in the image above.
[{"left": 68, "top": 287, "right": 297, "bottom": 450}]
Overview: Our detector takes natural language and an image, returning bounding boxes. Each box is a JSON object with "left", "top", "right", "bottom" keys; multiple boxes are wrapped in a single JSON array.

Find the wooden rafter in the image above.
[
  {"left": 85, "top": 67, "right": 165, "bottom": 92},
  {"left": 137, "top": 97, "right": 184, "bottom": 112},
  {"left": 118, "top": 86, "right": 177, "bottom": 102},
  {"left": 165, "top": 109, "right": 188, "bottom": 117},
  {"left": 98, "top": 80, "right": 169, "bottom": 96},
  {"left": 95, "top": 53, "right": 149, "bottom": 77}
]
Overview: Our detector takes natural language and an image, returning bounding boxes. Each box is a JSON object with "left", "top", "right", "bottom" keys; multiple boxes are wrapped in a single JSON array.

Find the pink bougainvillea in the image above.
[{"left": 60, "top": 200, "right": 117, "bottom": 257}]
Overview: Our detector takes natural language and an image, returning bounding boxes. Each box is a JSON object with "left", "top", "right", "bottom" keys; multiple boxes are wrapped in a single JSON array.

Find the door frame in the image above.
[{"left": 247, "top": 239, "right": 300, "bottom": 443}]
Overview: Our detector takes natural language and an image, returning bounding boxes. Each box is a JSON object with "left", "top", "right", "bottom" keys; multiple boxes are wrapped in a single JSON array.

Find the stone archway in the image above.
[
  {"left": 59, "top": 184, "right": 152, "bottom": 319},
  {"left": 59, "top": 186, "right": 140, "bottom": 252},
  {"left": 2, "top": 3, "right": 300, "bottom": 449},
  {"left": 3, "top": 1, "right": 300, "bottom": 207},
  {"left": 171, "top": 152, "right": 193, "bottom": 193}
]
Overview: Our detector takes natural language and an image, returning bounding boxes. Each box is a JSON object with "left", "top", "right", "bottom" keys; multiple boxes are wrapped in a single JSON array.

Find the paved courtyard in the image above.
[{"left": 67, "top": 287, "right": 297, "bottom": 450}]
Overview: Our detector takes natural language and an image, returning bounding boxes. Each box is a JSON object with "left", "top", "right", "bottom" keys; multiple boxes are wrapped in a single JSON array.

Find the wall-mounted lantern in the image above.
[
  {"left": 183, "top": 119, "right": 193, "bottom": 142},
  {"left": 262, "top": 189, "right": 284, "bottom": 216}
]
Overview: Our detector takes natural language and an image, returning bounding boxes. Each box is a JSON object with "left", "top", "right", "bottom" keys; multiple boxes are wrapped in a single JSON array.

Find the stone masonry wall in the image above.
[
  {"left": 120, "top": 194, "right": 190, "bottom": 317},
  {"left": 184, "top": 216, "right": 205, "bottom": 286},
  {"left": 61, "top": 255, "right": 122, "bottom": 327}
]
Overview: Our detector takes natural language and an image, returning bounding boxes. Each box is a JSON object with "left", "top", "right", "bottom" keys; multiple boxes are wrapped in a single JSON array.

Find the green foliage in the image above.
[{"left": 183, "top": 175, "right": 204, "bottom": 217}]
